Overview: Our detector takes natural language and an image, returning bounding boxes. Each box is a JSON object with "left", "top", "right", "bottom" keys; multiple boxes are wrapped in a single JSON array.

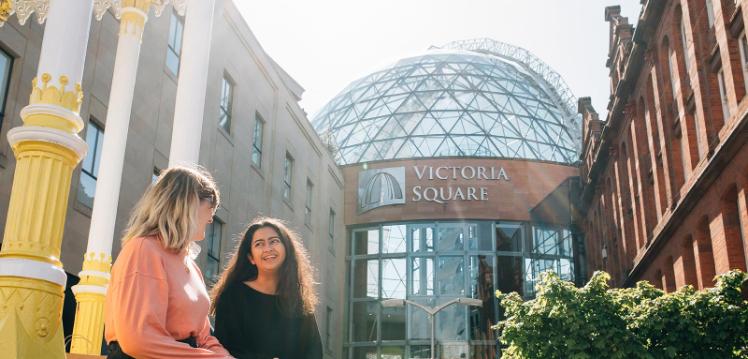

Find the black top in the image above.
[{"left": 214, "top": 282, "right": 323, "bottom": 359}]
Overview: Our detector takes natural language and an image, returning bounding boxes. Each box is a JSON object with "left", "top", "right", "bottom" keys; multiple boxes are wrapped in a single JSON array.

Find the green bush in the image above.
[{"left": 495, "top": 270, "right": 748, "bottom": 358}]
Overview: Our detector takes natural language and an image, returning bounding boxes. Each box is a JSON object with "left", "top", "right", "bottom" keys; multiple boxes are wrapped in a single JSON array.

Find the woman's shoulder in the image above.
[
  {"left": 112, "top": 236, "right": 168, "bottom": 278},
  {"left": 122, "top": 235, "right": 163, "bottom": 253}
]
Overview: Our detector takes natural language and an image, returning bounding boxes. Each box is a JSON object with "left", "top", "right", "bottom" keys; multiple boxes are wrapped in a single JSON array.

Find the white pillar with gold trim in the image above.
[
  {"left": 69, "top": 1, "right": 187, "bottom": 355},
  {"left": 169, "top": 0, "right": 216, "bottom": 166},
  {"left": 0, "top": 1, "right": 94, "bottom": 358}
]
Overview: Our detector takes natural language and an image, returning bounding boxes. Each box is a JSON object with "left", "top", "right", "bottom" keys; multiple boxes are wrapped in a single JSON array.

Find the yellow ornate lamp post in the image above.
[
  {"left": 0, "top": 1, "right": 94, "bottom": 358},
  {"left": 70, "top": 0, "right": 185, "bottom": 355}
]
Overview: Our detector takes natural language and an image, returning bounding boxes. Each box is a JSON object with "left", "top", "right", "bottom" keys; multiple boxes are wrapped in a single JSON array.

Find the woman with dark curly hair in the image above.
[{"left": 211, "top": 217, "right": 322, "bottom": 359}]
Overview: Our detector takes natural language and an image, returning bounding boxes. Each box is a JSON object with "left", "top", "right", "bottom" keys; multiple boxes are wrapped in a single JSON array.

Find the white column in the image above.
[
  {"left": 168, "top": 0, "right": 216, "bottom": 166},
  {"left": 70, "top": 6, "right": 148, "bottom": 355},
  {"left": 79, "top": 6, "right": 146, "bottom": 264}
]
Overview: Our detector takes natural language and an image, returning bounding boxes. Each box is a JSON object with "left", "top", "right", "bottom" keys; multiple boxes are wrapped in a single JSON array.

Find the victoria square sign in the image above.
[{"left": 358, "top": 165, "right": 511, "bottom": 213}]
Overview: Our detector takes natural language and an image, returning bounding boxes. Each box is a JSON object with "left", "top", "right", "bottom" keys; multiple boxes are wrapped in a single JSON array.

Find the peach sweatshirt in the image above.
[{"left": 104, "top": 236, "right": 232, "bottom": 358}]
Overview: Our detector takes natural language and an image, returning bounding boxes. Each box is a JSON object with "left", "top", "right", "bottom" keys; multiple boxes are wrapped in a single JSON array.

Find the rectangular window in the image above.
[
  {"left": 251, "top": 113, "right": 264, "bottom": 168},
  {"left": 668, "top": 48, "right": 679, "bottom": 101},
  {"left": 165, "top": 11, "right": 184, "bottom": 76},
  {"left": 218, "top": 76, "right": 233, "bottom": 133},
  {"left": 328, "top": 209, "right": 335, "bottom": 251},
  {"left": 717, "top": 68, "right": 730, "bottom": 121},
  {"left": 739, "top": 33, "right": 748, "bottom": 93},
  {"left": 77, "top": 121, "right": 104, "bottom": 208},
  {"left": 680, "top": 18, "right": 691, "bottom": 79},
  {"left": 0, "top": 49, "right": 11, "bottom": 131},
  {"left": 325, "top": 306, "right": 333, "bottom": 352},
  {"left": 152, "top": 167, "right": 161, "bottom": 184},
  {"left": 706, "top": 0, "right": 715, "bottom": 28},
  {"left": 304, "top": 179, "right": 313, "bottom": 226},
  {"left": 282, "top": 153, "right": 293, "bottom": 201},
  {"left": 205, "top": 217, "right": 223, "bottom": 284}
]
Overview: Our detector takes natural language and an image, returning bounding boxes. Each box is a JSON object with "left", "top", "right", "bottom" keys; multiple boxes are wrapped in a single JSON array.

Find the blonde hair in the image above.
[{"left": 122, "top": 166, "right": 220, "bottom": 253}]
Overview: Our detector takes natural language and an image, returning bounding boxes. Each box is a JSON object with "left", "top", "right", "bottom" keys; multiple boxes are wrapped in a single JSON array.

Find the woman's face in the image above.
[
  {"left": 193, "top": 200, "right": 215, "bottom": 242},
  {"left": 248, "top": 226, "right": 287, "bottom": 273}
]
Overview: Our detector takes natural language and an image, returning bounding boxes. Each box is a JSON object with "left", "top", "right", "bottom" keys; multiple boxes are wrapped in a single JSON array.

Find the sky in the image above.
[{"left": 235, "top": 0, "right": 642, "bottom": 120}]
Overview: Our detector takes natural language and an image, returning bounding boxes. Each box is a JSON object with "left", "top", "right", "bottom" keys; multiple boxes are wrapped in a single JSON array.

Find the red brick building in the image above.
[{"left": 579, "top": 0, "right": 748, "bottom": 290}]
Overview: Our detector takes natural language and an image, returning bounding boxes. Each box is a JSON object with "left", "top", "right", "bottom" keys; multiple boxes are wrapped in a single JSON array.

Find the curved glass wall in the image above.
[
  {"left": 313, "top": 49, "right": 580, "bottom": 166},
  {"left": 347, "top": 221, "right": 576, "bottom": 359}
]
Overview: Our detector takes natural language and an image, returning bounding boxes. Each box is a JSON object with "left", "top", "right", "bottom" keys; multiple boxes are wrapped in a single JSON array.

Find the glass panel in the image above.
[
  {"left": 411, "top": 257, "right": 434, "bottom": 296},
  {"left": 496, "top": 223, "right": 522, "bottom": 252},
  {"left": 411, "top": 226, "right": 434, "bottom": 253},
  {"left": 354, "top": 229, "right": 380, "bottom": 255},
  {"left": 436, "top": 302, "right": 466, "bottom": 340},
  {"left": 0, "top": 50, "right": 11, "bottom": 116},
  {"left": 380, "top": 347, "right": 404, "bottom": 359},
  {"left": 353, "top": 259, "right": 379, "bottom": 299},
  {"left": 468, "top": 256, "right": 494, "bottom": 300},
  {"left": 166, "top": 49, "right": 179, "bottom": 75},
  {"left": 382, "top": 225, "right": 406, "bottom": 253},
  {"left": 207, "top": 220, "right": 221, "bottom": 257},
  {"left": 496, "top": 256, "right": 522, "bottom": 295},
  {"left": 529, "top": 226, "right": 559, "bottom": 255},
  {"left": 205, "top": 257, "right": 219, "bottom": 284},
  {"left": 251, "top": 148, "right": 262, "bottom": 167},
  {"left": 380, "top": 305, "right": 406, "bottom": 340},
  {"left": 407, "top": 298, "right": 433, "bottom": 340},
  {"left": 560, "top": 229, "right": 573, "bottom": 257},
  {"left": 468, "top": 256, "right": 497, "bottom": 341},
  {"left": 560, "top": 258, "right": 574, "bottom": 281},
  {"left": 409, "top": 346, "right": 431, "bottom": 359},
  {"left": 524, "top": 258, "right": 559, "bottom": 297},
  {"left": 81, "top": 125, "right": 98, "bottom": 172},
  {"left": 77, "top": 172, "right": 96, "bottom": 208},
  {"left": 467, "top": 222, "right": 492, "bottom": 250},
  {"left": 381, "top": 258, "right": 406, "bottom": 299},
  {"left": 437, "top": 223, "right": 465, "bottom": 251},
  {"left": 351, "top": 302, "right": 378, "bottom": 342},
  {"left": 437, "top": 256, "right": 465, "bottom": 296},
  {"left": 352, "top": 346, "right": 377, "bottom": 359},
  {"left": 440, "top": 342, "right": 468, "bottom": 359},
  {"left": 254, "top": 119, "right": 264, "bottom": 146}
]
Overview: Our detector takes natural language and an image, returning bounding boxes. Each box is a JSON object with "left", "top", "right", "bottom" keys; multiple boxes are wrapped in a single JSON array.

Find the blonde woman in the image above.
[{"left": 104, "top": 166, "right": 233, "bottom": 358}]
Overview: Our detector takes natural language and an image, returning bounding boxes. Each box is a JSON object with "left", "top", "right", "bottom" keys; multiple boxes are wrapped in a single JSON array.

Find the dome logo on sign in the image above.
[{"left": 358, "top": 167, "right": 405, "bottom": 213}]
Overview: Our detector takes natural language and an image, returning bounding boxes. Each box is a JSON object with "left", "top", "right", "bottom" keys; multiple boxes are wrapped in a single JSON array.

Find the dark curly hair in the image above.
[{"left": 210, "top": 217, "right": 317, "bottom": 316}]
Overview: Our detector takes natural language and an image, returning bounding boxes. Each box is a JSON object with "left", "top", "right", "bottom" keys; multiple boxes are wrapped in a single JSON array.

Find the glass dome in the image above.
[{"left": 312, "top": 38, "right": 581, "bottom": 165}]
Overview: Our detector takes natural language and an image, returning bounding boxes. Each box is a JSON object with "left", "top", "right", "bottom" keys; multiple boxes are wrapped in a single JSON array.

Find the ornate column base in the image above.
[
  {"left": 0, "top": 276, "right": 66, "bottom": 359},
  {"left": 70, "top": 252, "right": 111, "bottom": 355}
]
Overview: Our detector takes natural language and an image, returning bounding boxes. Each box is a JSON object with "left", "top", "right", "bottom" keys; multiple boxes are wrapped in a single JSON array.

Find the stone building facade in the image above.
[
  {"left": 0, "top": 1, "right": 346, "bottom": 357},
  {"left": 579, "top": 1, "right": 748, "bottom": 290}
]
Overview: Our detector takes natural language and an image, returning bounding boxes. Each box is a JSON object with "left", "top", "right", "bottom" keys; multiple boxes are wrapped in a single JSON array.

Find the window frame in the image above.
[
  {"left": 205, "top": 216, "right": 223, "bottom": 284},
  {"left": 77, "top": 120, "right": 105, "bottom": 208},
  {"left": 165, "top": 11, "right": 184, "bottom": 76},
  {"left": 218, "top": 76, "right": 234, "bottom": 134},
  {"left": 304, "top": 179, "right": 313, "bottom": 227},
  {"left": 251, "top": 112, "right": 264, "bottom": 168},
  {"left": 0, "top": 48, "right": 12, "bottom": 133},
  {"left": 328, "top": 208, "right": 336, "bottom": 252},
  {"left": 282, "top": 152, "right": 294, "bottom": 202},
  {"left": 325, "top": 306, "right": 333, "bottom": 353},
  {"left": 717, "top": 67, "right": 730, "bottom": 121},
  {"left": 739, "top": 32, "right": 748, "bottom": 94}
]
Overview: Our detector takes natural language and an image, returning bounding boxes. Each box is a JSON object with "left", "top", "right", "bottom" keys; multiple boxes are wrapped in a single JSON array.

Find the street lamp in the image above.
[{"left": 382, "top": 297, "right": 483, "bottom": 359}]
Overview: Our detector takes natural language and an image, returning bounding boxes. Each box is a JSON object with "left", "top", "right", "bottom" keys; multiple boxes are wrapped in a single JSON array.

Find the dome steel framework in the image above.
[{"left": 312, "top": 38, "right": 581, "bottom": 165}]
